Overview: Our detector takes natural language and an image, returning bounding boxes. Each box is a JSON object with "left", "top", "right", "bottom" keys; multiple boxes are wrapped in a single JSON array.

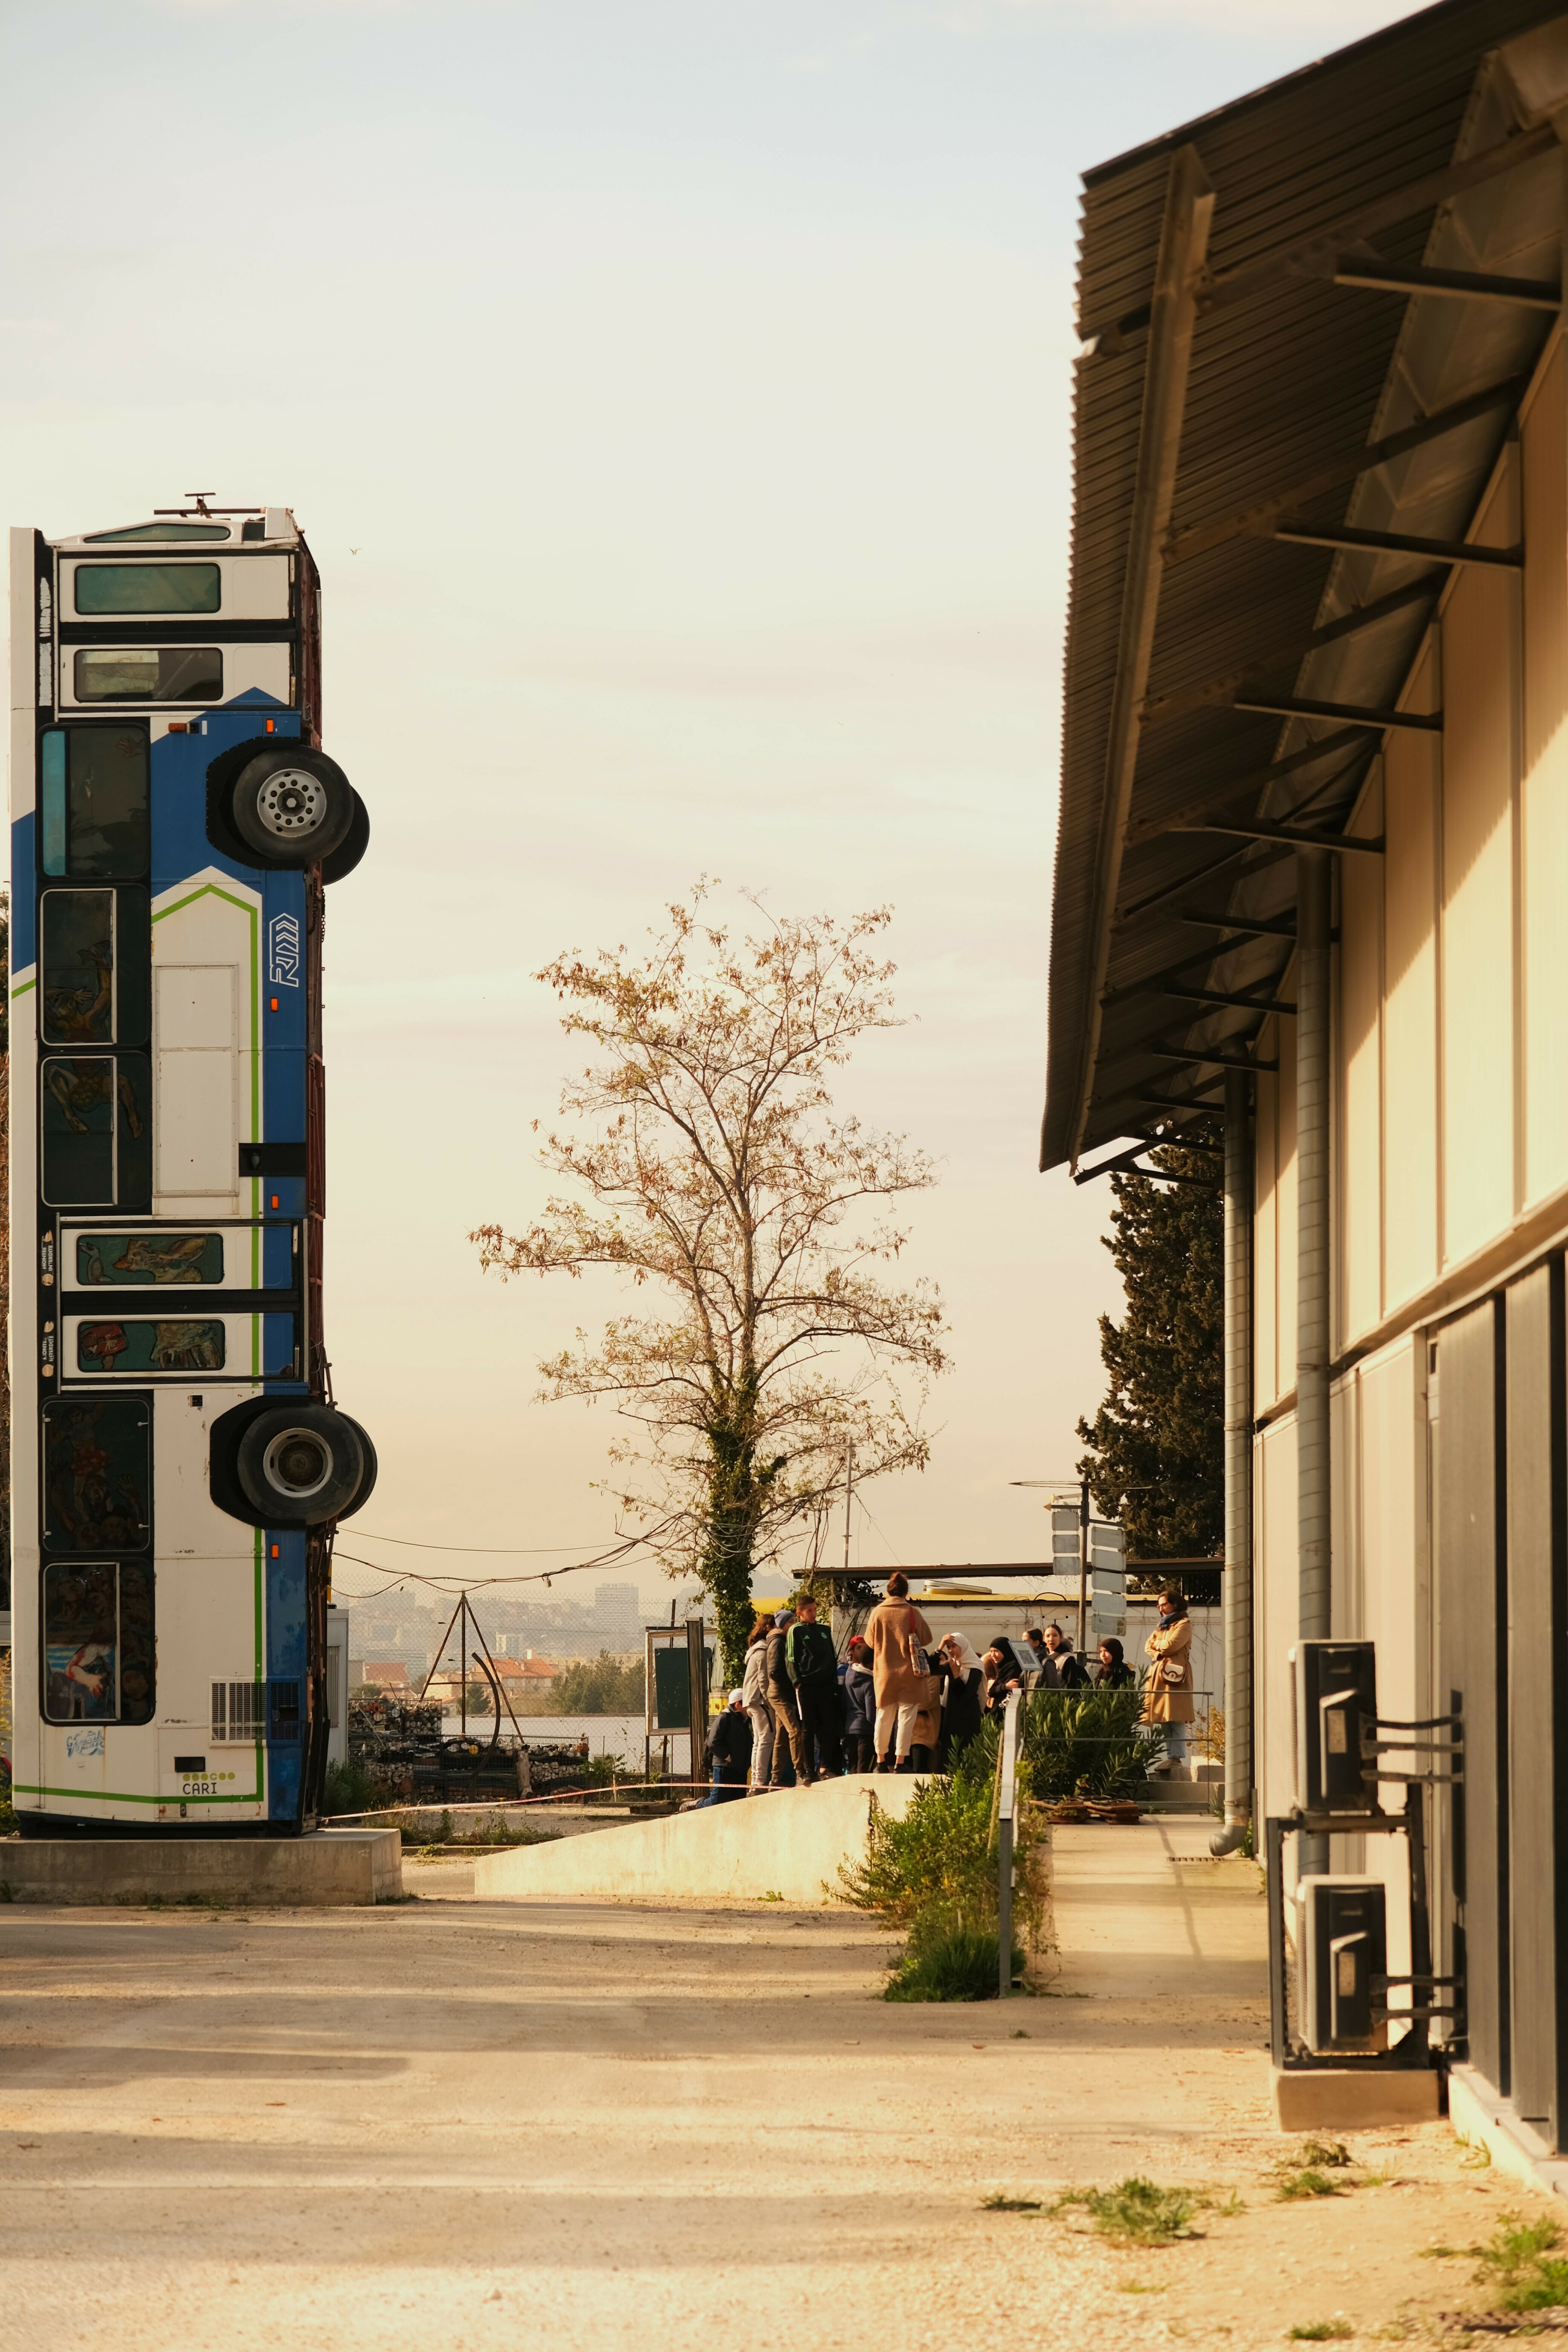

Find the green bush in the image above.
[
  {"left": 839, "top": 1720, "right": 1002, "bottom": 1925},
  {"left": 552, "top": 1652, "right": 646, "bottom": 1714},
  {"left": 884, "top": 1910, "right": 1024, "bottom": 2003},
  {"left": 322, "top": 1757, "right": 383, "bottom": 1816},
  {"left": 1022, "top": 1683, "right": 1161, "bottom": 1801}
]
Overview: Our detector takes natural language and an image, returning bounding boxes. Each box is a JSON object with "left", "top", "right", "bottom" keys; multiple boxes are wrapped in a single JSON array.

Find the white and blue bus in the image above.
[{"left": 6, "top": 498, "right": 375, "bottom": 1835}]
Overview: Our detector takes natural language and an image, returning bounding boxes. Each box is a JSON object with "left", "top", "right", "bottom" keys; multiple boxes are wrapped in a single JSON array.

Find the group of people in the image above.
[{"left": 698, "top": 1574, "right": 1196, "bottom": 1801}]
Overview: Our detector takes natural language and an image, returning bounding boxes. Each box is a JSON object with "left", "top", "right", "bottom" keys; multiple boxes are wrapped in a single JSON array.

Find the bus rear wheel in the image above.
[
  {"left": 230, "top": 746, "right": 354, "bottom": 866},
  {"left": 336, "top": 1412, "right": 378, "bottom": 1517},
  {"left": 235, "top": 1404, "right": 365, "bottom": 1525}
]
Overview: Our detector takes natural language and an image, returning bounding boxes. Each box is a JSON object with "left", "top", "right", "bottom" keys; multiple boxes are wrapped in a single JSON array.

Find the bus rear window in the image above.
[
  {"left": 43, "top": 1398, "right": 151, "bottom": 1553},
  {"left": 84, "top": 522, "right": 229, "bottom": 542},
  {"left": 43, "top": 1559, "right": 155, "bottom": 1724},
  {"left": 76, "top": 1319, "right": 225, "bottom": 1374},
  {"left": 40, "top": 727, "right": 149, "bottom": 877},
  {"left": 75, "top": 564, "right": 220, "bottom": 616},
  {"left": 74, "top": 648, "right": 222, "bottom": 703}
]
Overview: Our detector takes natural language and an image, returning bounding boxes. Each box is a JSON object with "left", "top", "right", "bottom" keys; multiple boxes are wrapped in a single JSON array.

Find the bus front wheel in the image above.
[
  {"left": 229, "top": 746, "right": 355, "bottom": 866},
  {"left": 235, "top": 1404, "right": 366, "bottom": 1525}
]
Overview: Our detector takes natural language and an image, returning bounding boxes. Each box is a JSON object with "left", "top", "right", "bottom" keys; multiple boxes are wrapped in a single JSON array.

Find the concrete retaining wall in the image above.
[
  {"left": 473, "top": 1773, "right": 921, "bottom": 1906},
  {"left": 0, "top": 1828, "right": 402, "bottom": 1907}
]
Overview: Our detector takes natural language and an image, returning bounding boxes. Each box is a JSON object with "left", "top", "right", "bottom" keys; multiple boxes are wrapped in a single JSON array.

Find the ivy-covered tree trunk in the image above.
[{"left": 1076, "top": 1132, "right": 1223, "bottom": 1560}]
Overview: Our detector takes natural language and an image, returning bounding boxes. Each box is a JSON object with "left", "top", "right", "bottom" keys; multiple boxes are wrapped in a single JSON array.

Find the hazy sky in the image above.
[{"left": 2, "top": 0, "right": 1419, "bottom": 1615}]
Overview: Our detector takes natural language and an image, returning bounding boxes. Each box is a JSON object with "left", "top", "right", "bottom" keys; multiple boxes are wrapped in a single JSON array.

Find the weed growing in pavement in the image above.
[
  {"left": 1060, "top": 2177, "right": 1204, "bottom": 2246},
  {"left": 1459, "top": 2140, "right": 1493, "bottom": 2170},
  {"left": 1299, "top": 2139, "right": 1352, "bottom": 2168},
  {"left": 981, "top": 2194, "right": 1044, "bottom": 2212},
  {"left": 1277, "top": 2168, "right": 1346, "bottom": 2201},
  {"left": 1286, "top": 2323, "right": 1352, "bottom": 2341},
  {"left": 1009, "top": 2028, "right": 1030, "bottom": 2039},
  {"left": 1118, "top": 2280, "right": 1167, "bottom": 2294},
  {"left": 760, "top": 1890, "right": 784, "bottom": 1902},
  {"left": 1467, "top": 2213, "right": 1568, "bottom": 2312}
]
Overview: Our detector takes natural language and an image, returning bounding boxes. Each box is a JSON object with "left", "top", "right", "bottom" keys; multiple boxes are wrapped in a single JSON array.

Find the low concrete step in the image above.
[{"left": 0, "top": 1827, "right": 401, "bottom": 1907}]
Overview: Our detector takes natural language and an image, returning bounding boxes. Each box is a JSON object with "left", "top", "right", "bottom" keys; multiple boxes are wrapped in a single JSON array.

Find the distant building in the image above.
[{"left": 359, "top": 1662, "right": 409, "bottom": 1690}]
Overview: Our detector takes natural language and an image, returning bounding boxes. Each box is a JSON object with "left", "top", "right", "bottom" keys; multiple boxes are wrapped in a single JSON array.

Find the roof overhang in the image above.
[{"left": 1042, "top": 0, "right": 1568, "bottom": 1176}]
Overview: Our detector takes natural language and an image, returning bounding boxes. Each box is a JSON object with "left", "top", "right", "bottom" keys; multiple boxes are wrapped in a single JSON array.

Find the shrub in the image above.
[
  {"left": 839, "top": 1720, "right": 1003, "bottom": 1926},
  {"left": 884, "top": 1911, "right": 1024, "bottom": 2003},
  {"left": 1022, "top": 1683, "right": 1159, "bottom": 1801},
  {"left": 552, "top": 1652, "right": 646, "bottom": 1714},
  {"left": 322, "top": 1757, "right": 383, "bottom": 1816}
]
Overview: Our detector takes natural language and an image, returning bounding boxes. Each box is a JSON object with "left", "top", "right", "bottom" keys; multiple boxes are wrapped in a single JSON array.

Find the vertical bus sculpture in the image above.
[{"left": 6, "top": 501, "right": 375, "bottom": 1835}]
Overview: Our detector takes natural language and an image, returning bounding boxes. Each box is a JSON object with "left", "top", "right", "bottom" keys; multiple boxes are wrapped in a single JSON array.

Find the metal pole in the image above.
[
  {"left": 1213, "top": 1066, "right": 1255, "bottom": 1855},
  {"left": 1297, "top": 848, "right": 1332, "bottom": 1876},
  {"left": 1076, "top": 1482, "right": 1090, "bottom": 1659},
  {"left": 997, "top": 1690, "right": 1021, "bottom": 1999}
]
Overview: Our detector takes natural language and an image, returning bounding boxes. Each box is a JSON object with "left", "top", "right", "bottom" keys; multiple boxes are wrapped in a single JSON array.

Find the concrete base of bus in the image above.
[
  {"left": 0, "top": 1826, "right": 402, "bottom": 1906},
  {"left": 472, "top": 1772, "right": 922, "bottom": 1906}
]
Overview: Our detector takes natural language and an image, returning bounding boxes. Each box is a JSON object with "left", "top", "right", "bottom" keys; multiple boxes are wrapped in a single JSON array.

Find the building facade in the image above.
[{"left": 1042, "top": 0, "right": 1568, "bottom": 2154}]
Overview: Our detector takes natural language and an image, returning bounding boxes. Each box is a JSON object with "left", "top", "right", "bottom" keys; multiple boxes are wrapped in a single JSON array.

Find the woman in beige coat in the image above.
[
  {"left": 1142, "top": 1588, "right": 1194, "bottom": 1770},
  {"left": 869, "top": 1573, "right": 939, "bottom": 1772}
]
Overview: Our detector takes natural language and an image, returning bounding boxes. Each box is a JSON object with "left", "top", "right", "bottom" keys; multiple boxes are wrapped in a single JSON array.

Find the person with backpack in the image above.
[
  {"left": 839, "top": 1634, "right": 877, "bottom": 1773},
  {"left": 868, "top": 1573, "right": 937, "bottom": 1773},
  {"left": 764, "top": 1607, "right": 807, "bottom": 1788},
  {"left": 695, "top": 1689, "right": 753, "bottom": 1806},
  {"left": 786, "top": 1596, "right": 844, "bottom": 1780}
]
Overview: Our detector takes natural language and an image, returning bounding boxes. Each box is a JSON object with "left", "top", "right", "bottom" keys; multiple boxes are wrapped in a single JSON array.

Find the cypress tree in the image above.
[{"left": 1075, "top": 1130, "right": 1223, "bottom": 1560}]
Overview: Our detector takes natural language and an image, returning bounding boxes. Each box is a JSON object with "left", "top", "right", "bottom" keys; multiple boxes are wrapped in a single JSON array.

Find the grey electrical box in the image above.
[
  {"left": 1291, "top": 1639, "right": 1377, "bottom": 1817},
  {"left": 1298, "top": 1875, "right": 1387, "bottom": 2054}
]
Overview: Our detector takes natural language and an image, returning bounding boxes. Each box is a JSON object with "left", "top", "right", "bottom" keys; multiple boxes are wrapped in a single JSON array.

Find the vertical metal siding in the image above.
[{"left": 1521, "top": 345, "right": 1568, "bottom": 1207}]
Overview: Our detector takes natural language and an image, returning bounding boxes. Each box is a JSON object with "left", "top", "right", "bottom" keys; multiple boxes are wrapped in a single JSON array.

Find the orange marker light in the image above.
[
  {"left": 270, "top": 1193, "right": 279, "bottom": 1208},
  {"left": 271, "top": 1544, "right": 280, "bottom": 1558},
  {"left": 265, "top": 719, "right": 276, "bottom": 732},
  {"left": 269, "top": 997, "right": 278, "bottom": 1011}
]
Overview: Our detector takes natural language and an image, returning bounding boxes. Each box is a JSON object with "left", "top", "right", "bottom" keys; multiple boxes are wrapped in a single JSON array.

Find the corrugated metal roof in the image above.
[{"left": 1043, "top": 0, "right": 1568, "bottom": 1172}]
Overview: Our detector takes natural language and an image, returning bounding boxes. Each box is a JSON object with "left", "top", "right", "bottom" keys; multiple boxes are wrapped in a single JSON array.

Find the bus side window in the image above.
[
  {"left": 40, "top": 1052, "right": 152, "bottom": 1208},
  {"left": 39, "top": 726, "right": 149, "bottom": 879},
  {"left": 42, "top": 1559, "right": 156, "bottom": 1725}
]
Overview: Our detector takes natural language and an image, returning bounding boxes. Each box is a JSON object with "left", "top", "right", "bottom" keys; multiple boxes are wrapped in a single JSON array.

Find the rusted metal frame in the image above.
[
  {"left": 1174, "top": 815, "right": 1386, "bottom": 854},
  {"left": 1140, "top": 574, "right": 1442, "bottom": 727},
  {"left": 1322, "top": 258, "right": 1559, "bottom": 309},
  {"left": 1064, "top": 144, "right": 1216, "bottom": 1173},
  {"left": 1085, "top": 120, "right": 1562, "bottom": 356},
  {"left": 1271, "top": 519, "right": 1521, "bottom": 568},
  {"left": 1232, "top": 691, "right": 1441, "bottom": 733},
  {"left": 1163, "top": 373, "right": 1532, "bottom": 565}
]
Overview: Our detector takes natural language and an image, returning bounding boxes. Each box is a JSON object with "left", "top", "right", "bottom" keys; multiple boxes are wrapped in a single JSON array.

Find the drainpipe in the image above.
[
  {"left": 1296, "top": 847, "right": 1333, "bottom": 1875},
  {"left": 1211, "top": 1065, "right": 1254, "bottom": 1857}
]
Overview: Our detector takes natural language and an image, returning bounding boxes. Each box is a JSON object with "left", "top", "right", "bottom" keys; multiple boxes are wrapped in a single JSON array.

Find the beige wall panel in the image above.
[
  {"left": 1255, "top": 1064, "right": 1280, "bottom": 1409},
  {"left": 1441, "top": 562, "right": 1516, "bottom": 1263},
  {"left": 1384, "top": 652, "right": 1441, "bottom": 1309},
  {"left": 1256, "top": 1414, "right": 1299, "bottom": 1830},
  {"left": 1339, "top": 776, "right": 1385, "bottom": 1346},
  {"left": 1277, "top": 1002, "right": 1298, "bottom": 1384},
  {"left": 1349, "top": 1339, "right": 1418, "bottom": 1981},
  {"left": 1522, "top": 345, "right": 1568, "bottom": 1207}
]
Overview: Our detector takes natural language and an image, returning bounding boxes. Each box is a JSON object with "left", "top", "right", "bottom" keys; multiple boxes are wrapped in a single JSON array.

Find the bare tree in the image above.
[{"left": 471, "top": 887, "right": 947, "bottom": 1674}]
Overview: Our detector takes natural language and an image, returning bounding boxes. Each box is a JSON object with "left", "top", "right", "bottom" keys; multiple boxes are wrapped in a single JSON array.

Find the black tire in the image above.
[
  {"left": 321, "top": 789, "right": 369, "bottom": 884},
  {"left": 235, "top": 1404, "right": 364, "bottom": 1526},
  {"left": 337, "top": 1412, "right": 378, "bottom": 1517},
  {"left": 230, "top": 746, "right": 354, "bottom": 867}
]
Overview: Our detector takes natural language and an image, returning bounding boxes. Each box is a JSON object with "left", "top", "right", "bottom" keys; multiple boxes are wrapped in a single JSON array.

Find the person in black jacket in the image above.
[
  {"left": 934, "top": 1632, "right": 984, "bottom": 1767},
  {"left": 695, "top": 1690, "right": 753, "bottom": 1806},
  {"left": 1044, "top": 1622, "right": 1090, "bottom": 1690},
  {"left": 787, "top": 1597, "right": 844, "bottom": 1780},
  {"left": 1095, "top": 1637, "right": 1135, "bottom": 1689}
]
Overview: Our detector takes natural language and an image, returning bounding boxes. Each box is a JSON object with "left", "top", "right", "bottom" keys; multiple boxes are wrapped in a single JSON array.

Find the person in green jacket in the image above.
[{"left": 786, "top": 1597, "right": 844, "bottom": 1781}]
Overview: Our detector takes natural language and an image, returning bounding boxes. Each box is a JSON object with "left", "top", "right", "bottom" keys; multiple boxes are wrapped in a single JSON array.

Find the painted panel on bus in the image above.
[
  {"left": 42, "top": 1559, "right": 155, "bottom": 1724},
  {"left": 75, "top": 1231, "right": 225, "bottom": 1286},
  {"left": 75, "top": 1318, "right": 225, "bottom": 1375},
  {"left": 41, "top": 1053, "right": 151, "bottom": 1207}
]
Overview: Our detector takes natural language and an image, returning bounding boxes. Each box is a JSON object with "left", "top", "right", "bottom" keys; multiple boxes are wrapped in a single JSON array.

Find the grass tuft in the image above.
[
  {"left": 1298, "top": 2138, "right": 1352, "bottom": 2168},
  {"left": 1469, "top": 2213, "right": 1568, "bottom": 2313},
  {"left": 884, "top": 1914, "right": 1023, "bottom": 2003},
  {"left": 1276, "top": 2168, "right": 1346, "bottom": 2201},
  {"left": 1286, "top": 2323, "right": 1352, "bottom": 2342},
  {"left": 981, "top": 2193, "right": 1043, "bottom": 2212},
  {"left": 1061, "top": 2176, "right": 1203, "bottom": 2246}
]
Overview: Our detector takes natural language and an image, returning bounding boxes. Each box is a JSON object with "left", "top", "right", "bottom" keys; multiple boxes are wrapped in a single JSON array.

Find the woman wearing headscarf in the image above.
[
  {"left": 1142, "top": 1587, "right": 1195, "bottom": 1769},
  {"left": 1095, "top": 1635, "right": 1135, "bottom": 1689},
  {"left": 868, "top": 1573, "right": 937, "bottom": 1773},
  {"left": 839, "top": 1634, "right": 877, "bottom": 1773},
  {"left": 934, "top": 1632, "right": 984, "bottom": 1768}
]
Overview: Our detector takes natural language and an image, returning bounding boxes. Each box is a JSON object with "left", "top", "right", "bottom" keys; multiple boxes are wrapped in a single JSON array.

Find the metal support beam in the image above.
[
  {"left": 1126, "top": 729, "right": 1371, "bottom": 848},
  {"left": 1163, "top": 373, "right": 1531, "bottom": 565},
  {"left": 1325, "top": 258, "right": 1560, "bottom": 310},
  {"left": 1146, "top": 1041, "right": 1278, "bottom": 1072},
  {"left": 1272, "top": 520, "right": 1521, "bottom": 568},
  {"left": 1102, "top": 943, "right": 1289, "bottom": 1010},
  {"left": 1065, "top": 145, "right": 1215, "bottom": 1173},
  {"left": 1178, "top": 912, "right": 1298, "bottom": 939},
  {"left": 1140, "top": 574, "right": 1442, "bottom": 727},
  {"left": 1297, "top": 849, "right": 1332, "bottom": 1876},
  {"left": 1175, "top": 817, "right": 1386, "bottom": 854},
  {"left": 1212, "top": 1066, "right": 1254, "bottom": 1854},
  {"left": 1164, "top": 984, "right": 1295, "bottom": 1017},
  {"left": 1233, "top": 691, "right": 1443, "bottom": 733}
]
